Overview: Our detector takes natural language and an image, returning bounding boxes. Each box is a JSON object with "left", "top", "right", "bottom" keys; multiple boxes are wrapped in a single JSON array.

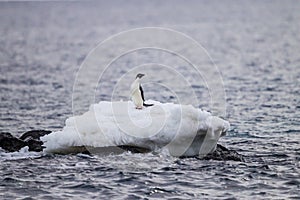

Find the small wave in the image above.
[{"left": 0, "top": 146, "right": 43, "bottom": 161}]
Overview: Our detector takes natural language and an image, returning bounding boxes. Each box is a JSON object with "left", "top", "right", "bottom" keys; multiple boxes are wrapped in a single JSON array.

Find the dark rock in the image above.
[
  {"left": 118, "top": 145, "right": 151, "bottom": 153},
  {"left": 203, "top": 144, "right": 245, "bottom": 162},
  {"left": 1, "top": 130, "right": 244, "bottom": 162},
  {"left": 0, "top": 132, "right": 26, "bottom": 152},
  {"left": 60, "top": 146, "right": 152, "bottom": 155},
  {"left": 27, "top": 139, "right": 45, "bottom": 152},
  {"left": 0, "top": 130, "right": 51, "bottom": 152},
  {"left": 19, "top": 130, "right": 51, "bottom": 141}
]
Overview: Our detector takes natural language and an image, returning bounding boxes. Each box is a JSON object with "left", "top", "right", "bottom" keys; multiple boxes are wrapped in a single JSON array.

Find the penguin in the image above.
[{"left": 130, "top": 73, "right": 154, "bottom": 109}]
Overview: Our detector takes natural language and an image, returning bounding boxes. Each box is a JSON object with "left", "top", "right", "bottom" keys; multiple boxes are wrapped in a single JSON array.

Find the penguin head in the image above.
[{"left": 136, "top": 73, "right": 145, "bottom": 79}]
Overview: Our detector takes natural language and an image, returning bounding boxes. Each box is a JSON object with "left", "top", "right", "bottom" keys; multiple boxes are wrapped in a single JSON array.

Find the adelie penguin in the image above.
[{"left": 130, "top": 73, "right": 154, "bottom": 109}]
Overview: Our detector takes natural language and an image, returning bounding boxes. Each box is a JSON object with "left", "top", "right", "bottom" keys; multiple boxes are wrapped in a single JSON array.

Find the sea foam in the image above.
[{"left": 41, "top": 101, "right": 230, "bottom": 157}]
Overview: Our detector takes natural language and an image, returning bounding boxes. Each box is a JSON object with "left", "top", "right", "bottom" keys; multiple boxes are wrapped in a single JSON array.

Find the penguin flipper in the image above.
[
  {"left": 140, "top": 84, "right": 154, "bottom": 107},
  {"left": 139, "top": 85, "right": 145, "bottom": 101}
]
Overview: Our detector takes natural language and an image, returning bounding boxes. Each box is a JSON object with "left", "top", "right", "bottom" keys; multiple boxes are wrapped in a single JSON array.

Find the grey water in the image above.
[{"left": 0, "top": 0, "right": 299, "bottom": 199}]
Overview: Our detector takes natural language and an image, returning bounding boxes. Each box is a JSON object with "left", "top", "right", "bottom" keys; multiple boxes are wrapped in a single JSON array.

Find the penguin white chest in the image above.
[{"left": 130, "top": 80, "right": 143, "bottom": 108}]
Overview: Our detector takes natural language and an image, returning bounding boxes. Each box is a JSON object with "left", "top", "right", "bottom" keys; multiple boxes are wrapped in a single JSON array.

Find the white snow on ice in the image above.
[{"left": 41, "top": 101, "right": 230, "bottom": 157}]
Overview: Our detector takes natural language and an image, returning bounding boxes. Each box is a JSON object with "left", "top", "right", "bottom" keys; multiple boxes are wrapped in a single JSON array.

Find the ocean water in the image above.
[{"left": 0, "top": 0, "right": 299, "bottom": 199}]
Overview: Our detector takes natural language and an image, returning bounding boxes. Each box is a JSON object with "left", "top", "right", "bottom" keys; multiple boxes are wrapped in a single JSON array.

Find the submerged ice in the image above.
[{"left": 41, "top": 101, "right": 230, "bottom": 157}]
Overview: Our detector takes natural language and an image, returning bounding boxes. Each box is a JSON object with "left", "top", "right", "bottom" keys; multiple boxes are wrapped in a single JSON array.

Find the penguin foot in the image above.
[{"left": 136, "top": 106, "right": 143, "bottom": 109}]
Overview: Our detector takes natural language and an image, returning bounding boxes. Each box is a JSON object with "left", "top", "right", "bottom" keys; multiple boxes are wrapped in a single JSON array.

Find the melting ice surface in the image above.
[{"left": 42, "top": 101, "right": 230, "bottom": 157}]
